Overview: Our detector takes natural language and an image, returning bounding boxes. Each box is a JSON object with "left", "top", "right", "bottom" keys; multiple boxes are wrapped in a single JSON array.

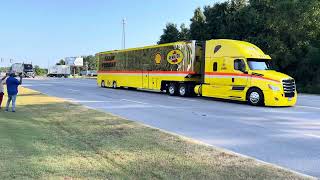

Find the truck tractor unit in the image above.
[{"left": 11, "top": 63, "right": 35, "bottom": 78}]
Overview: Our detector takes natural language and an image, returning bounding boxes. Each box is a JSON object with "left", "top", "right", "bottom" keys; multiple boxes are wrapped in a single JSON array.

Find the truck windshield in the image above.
[
  {"left": 247, "top": 59, "right": 272, "bottom": 70},
  {"left": 24, "top": 64, "right": 33, "bottom": 69}
]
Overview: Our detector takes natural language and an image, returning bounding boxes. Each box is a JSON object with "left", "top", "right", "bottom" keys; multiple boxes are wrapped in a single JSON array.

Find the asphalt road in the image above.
[{"left": 23, "top": 78, "right": 320, "bottom": 177}]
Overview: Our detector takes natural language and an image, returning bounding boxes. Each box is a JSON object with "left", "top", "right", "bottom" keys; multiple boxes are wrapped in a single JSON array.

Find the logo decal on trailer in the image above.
[
  {"left": 167, "top": 50, "right": 184, "bottom": 64},
  {"left": 155, "top": 53, "right": 162, "bottom": 64}
]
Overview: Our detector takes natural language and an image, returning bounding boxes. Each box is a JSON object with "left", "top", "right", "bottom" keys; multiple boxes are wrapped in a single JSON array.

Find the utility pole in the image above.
[{"left": 122, "top": 18, "right": 126, "bottom": 49}]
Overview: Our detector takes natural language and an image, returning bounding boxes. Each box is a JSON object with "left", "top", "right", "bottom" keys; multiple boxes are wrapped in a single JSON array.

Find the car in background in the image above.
[
  {"left": 80, "top": 70, "right": 88, "bottom": 76},
  {"left": 89, "top": 70, "right": 97, "bottom": 76},
  {"left": 80, "top": 70, "right": 97, "bottom": 76}
]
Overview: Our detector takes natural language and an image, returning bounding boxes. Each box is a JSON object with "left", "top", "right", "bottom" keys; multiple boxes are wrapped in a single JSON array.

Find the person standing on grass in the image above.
[
  {"left": 5, "top": 72, "right": 22, "bottom": 112},
  {"left": 0, "top": 74, "right": 8, "bottom": 109}
]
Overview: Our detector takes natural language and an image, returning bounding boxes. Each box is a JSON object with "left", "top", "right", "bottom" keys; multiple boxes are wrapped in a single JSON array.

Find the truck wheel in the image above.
[
  {"left": 112, "top": 81, "right": 117, "bottom": 89},
  {"left": 178, "top": 84, "right": 189, "bottom": 97},
  {"left": 247, "top": 88, "right": 264, "bottom": 106},
  {"left": 168, "top": 83, "right": 177, "bottom": 96},
  {"left": 101, "top": 81, "right": 106, "bottom": 88}
]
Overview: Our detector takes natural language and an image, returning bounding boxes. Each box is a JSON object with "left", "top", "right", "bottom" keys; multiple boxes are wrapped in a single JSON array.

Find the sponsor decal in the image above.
[
  {"left": 221, "top": 59, "right": 227, "bottom": 70},
  {"left": 155, "top": 53, "right": 162, "bottom": 64},
  {"left": 167, "top": 49, "right": 184, "bottom": 64}
]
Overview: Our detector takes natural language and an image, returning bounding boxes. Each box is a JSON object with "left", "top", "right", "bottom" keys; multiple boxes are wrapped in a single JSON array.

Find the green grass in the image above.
[{"left": 0, "top": 88, "right": 313, "bottom": 179}]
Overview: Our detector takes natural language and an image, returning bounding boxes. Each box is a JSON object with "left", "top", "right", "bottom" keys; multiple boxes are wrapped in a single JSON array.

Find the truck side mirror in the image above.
[
  {"left": 240, "top": 61, "right": 248, "bottom": 73},
  {"left": 234, "top": 59, "right": 248, "bottom": 73}
]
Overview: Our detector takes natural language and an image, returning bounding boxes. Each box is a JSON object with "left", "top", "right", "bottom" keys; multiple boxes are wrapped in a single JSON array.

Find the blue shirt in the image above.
[{"left": 6, "top": 77, "right": 20, "bottom": 95}]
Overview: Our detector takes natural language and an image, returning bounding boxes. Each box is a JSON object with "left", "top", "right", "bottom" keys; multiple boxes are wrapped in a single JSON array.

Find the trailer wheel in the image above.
[
  {"left": 101, "top": 80, "right": 106, "bottom": 88},
  {"left": 178, "top": 84, "right": 189, "bottom": 97},
  {"left": 168, "top": 83, "right": 178, "bottom": 96},
  {"left": 247, "top": 88, "right": 264, "bottom": 106},
  {"left": 112, "top": 81, "right": 117, "bottom": 89}
]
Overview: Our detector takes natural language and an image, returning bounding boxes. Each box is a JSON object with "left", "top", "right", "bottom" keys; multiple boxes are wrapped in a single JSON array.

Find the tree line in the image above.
[{"left": 158, "top": 0, "right": 320, "bottom": 94}]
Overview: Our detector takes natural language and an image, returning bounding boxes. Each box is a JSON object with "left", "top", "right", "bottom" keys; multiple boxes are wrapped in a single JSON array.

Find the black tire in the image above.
[
  {"left": 178, "top": 84, "right": 189, "bottom": 97},
  {"left": 101, "top": 80, "right": 106, "bottom": 88},
  {"left": 168, "top": 83, "right": 178, "bottom": 96},
  {"left": 112, "top": 81, "right": 117, "bottom": 89},
  {"left": 247, "top": 88, "right": 264, "bottom": 106}
]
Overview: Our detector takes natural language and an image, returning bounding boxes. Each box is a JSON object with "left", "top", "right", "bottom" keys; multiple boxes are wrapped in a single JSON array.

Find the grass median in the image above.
[{"left": 0, "top": 87, "right": 313, "bottom": 179}]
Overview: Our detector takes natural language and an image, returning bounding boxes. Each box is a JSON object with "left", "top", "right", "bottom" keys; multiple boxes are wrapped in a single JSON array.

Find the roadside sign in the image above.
[{"left": 65, "top": 57, "right": 83, "bottom": 67}]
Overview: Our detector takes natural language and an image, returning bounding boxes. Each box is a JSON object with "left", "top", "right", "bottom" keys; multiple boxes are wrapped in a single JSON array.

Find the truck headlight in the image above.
[{"left": 268, "top": 84, "right": 280, "bottom": 91}]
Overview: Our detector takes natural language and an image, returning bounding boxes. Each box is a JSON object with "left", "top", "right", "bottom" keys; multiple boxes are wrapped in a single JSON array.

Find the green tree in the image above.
[
  {"left": 159, "top": 0, "right": 320, "bottom": 93},
  {"left": 245, "top": 0, "right": 320, "bottom": 92},
  {"left": 190, "top": 7, "right": 207, "bottom": 40},
  {"left": 83, "top": 55, "right": 97, "bottom": 70},
  {"left": 34, "top": 65, "right": 47, "bottom": 76},
  {"left": 179, "top": 24, "right": 190, "bottom": 41},
  {"left": 158, "top": 23, "right": 181, "bottom": 44},
  {"left": 56, "top": 59, "right": 65, "bottom": 65}
]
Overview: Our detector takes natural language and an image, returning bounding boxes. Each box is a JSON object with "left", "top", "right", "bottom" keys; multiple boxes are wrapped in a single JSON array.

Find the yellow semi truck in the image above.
[{"left": 97, "top": 39, "right": 297, "bottom": 106}]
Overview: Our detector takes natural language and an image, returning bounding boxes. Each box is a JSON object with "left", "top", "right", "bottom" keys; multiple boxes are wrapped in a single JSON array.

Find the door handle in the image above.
[{"left": 232, "top": 78, "right": 235, "bottom": 83}]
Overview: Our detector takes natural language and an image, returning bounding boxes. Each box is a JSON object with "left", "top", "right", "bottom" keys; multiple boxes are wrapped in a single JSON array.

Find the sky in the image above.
[{"left": 0, "top": 0, "right": 222, "bottom": 68}]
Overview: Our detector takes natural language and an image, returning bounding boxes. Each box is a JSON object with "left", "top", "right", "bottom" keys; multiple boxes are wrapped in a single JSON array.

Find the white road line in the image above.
[
  {"left": 23, "top": 84, "right": 52, "bottom": 86},
  {"left": 296, "top": 105, "right": 320, "bottom": 110},
  {"left": 64, "top": 98, "right": 121, "bottom": 104},
  {"left": 304, "top": 134, "right": 320, "bottom": 139},
  {"left": 121, "top": 99, "right": 149, "bottom": 105},
  {"left": 67, "top": 89, "right": 80, "bottom": 92},
  {"left": 168, "top": 97, "right": 197, "bottom": 102}
]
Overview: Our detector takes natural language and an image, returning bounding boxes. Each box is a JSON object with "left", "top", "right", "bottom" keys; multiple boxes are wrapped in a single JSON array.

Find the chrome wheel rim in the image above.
[
  {"left": 250, "top": 92, "right": 260, "bottom": 104},
  {"left": 169, "top": 86, "right": 175, "bottom": 94},
  {"left": 179, "top": 86, "right": 186, "bottom": 96}
]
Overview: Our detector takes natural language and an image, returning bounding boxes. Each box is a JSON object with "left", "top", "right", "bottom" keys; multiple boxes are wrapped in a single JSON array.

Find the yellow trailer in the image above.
[
  {"left": 97, "top": 41, "right": 202, "bottom": 96},
  {"left": 97, "top": 39, "right": 297, "bottom": 106}
]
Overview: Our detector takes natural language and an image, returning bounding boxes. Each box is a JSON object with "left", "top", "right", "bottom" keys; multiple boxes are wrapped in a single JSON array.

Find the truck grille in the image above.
[{"left": 282, "top": 79, "right": 295, "bottom": 97}]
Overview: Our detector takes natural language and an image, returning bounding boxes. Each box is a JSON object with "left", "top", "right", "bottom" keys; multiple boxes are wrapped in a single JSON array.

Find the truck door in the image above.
[
  {"left": 230, "top": 58, "right": 248, "bottom": 99},
  {"left": 203, "top": 58, "right": 230, "bottom": 98}
]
